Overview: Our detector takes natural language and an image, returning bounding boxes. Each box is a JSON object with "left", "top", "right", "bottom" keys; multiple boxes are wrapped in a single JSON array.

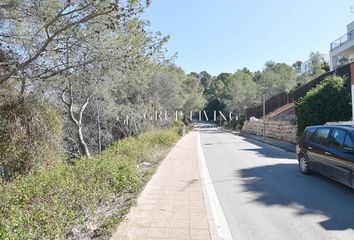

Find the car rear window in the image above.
[{"left": 311, "top": 128, "right": 330, "bottom": 145}]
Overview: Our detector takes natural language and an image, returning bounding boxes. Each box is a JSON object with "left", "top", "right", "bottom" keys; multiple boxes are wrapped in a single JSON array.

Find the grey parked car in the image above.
[{"left": 296, "top": 125, "right": 354, "bottom": 188}]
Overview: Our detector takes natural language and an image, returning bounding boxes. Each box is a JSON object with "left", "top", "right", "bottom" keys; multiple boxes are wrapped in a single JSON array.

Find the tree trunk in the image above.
[
  {"left": 97, "top": 103, "right": 102, "bottom": 154},
  {"left": 20, "top": 78, "right": 26, "bottom": 96},
  {"left": 61, "top": 79, "right": 91, "bottom": 158},
  {"left": 78, "top": 125, "right": 91, "bottom": 157}
]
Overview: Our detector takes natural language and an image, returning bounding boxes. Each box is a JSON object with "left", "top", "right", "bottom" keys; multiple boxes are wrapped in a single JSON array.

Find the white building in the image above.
[
  {"left": 330, "top": 21, "right": 354, "bottom": 70},
  {"left": 300, "top": 53, "right": 329, "bottom": 75}
]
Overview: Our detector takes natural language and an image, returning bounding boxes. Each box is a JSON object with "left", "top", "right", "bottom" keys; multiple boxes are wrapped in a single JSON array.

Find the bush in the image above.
[
  {"left": 171, "top": 120, "right": 186, "bottom": 135},
  {"left": 0, "top": 97, "right": 62, "bottom": 180},
  {"left": 295, "top": 75, "right": 351, "bottom": 136},
  {"left": 0, "top": 128, "right": 180, "bottom": 239}
]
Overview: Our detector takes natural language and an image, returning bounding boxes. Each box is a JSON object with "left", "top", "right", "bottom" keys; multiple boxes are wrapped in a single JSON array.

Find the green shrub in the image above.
[
  {"left": 0, "top": 97, "right": 62, "bottom": 180},
  {"left": 0, "top": 127, "right": 180, "bottom": 239},
  {"left": 295, "top": 75, "right": 351, "bottom": 136},
  {"left": 171, "top": 120, "right": 186, "bottom": 135},
  {"left": 141, "top": 127, "right": 181, "bottom": 147}
]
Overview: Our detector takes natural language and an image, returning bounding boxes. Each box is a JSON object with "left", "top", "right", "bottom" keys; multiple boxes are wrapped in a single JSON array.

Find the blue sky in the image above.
[{"left": 144, "top": 0, "right": 354, "bottom": 76}]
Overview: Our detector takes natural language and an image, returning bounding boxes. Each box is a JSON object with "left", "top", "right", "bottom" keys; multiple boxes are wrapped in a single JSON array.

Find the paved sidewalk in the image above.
[{"left": 111, "top": 131, "right": 211, "bottom": 240}]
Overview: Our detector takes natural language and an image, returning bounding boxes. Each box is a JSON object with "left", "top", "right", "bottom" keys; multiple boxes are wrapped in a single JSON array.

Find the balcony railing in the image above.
[{"left": 330, "top": 30, "right": 354, "bottom": 51}]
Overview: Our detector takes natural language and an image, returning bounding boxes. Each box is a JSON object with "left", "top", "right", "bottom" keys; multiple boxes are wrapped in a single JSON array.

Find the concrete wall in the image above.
[
  {"left": 242, "top": 120, "right": 297, "bottom": 143},
  {"left": 347, "top": 21, "right": 354, "bottom": 33}
]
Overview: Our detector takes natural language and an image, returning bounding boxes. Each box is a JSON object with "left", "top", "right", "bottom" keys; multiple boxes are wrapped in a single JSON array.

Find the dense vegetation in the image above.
[
  {"left": 0, "top": 0, "right": 205, "bottom": 179},
  {"left": 295, "top": 75, "right": 351, "bottom": 136},
  {"left": 0, "top": 1, "right": 202, "bottom": 238},
  {"left": 0, "top": 128, "right": 180, "bottom": 239}
]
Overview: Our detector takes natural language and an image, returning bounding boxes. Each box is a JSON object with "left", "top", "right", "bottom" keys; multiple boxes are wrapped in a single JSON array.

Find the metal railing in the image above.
[{"left": 330, "top": 30, "right": 354, "bottom": 51}]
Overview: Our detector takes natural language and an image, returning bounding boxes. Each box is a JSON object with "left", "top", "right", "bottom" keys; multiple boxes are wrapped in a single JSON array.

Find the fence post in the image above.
[{"left": 263, "top": 93, "right": 266, "bottom": 140}]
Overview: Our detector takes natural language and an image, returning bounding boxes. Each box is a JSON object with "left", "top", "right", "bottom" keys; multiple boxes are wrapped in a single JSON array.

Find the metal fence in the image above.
[
  {"left": 330, "top": 30, "right": 354, "bottom": 51},
  {"left": 245, "top": 64, "right": 351, "bottom": 120}
]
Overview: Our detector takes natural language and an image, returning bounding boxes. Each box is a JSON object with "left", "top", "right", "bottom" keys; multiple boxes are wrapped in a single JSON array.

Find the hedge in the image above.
[{"left": 295, "top": 75, "right": 351, "bottom": 136}]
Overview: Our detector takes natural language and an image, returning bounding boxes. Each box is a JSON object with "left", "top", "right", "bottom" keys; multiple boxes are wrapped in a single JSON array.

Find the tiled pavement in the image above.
[{"left": 111, "top": 131, "right": 211, "bottom": 240}]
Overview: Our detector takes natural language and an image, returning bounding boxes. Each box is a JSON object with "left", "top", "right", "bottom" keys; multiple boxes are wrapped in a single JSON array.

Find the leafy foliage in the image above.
[
  {"left": 0, "top": 96, "right": 62, "bottom": 180},
  {"left": 0, "top": 128, "right": 180, "bottom": 239},
  {"left": 202, "top": 69, "right": 258, "bottom": 122},
  {"left": 295, "top": 52, "right": 330, "bottom": 86},
  {"left": 259, "top": 61, "right": 297, "bottom": 96},
  {"left": 295, "top": 75, "right": 351, "bottom": 136},
  {"left": 0, "top": 0, "right": 203, "bottom": 160}
]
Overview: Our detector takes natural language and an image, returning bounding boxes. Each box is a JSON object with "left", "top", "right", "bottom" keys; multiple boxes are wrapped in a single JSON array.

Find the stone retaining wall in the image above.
[{"left": 242, "top": 120, "right": 297, "bottom": 143}]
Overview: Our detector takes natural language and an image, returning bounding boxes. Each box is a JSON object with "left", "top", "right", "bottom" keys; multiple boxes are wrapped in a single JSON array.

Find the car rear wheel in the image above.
[{"left": 298, "top": 154, "right": 311, "bottom": 175}]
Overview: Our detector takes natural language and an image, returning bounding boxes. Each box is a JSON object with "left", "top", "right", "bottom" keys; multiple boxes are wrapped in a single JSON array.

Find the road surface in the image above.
[{"left": 199, "top": 126, "right": 354, "bottom": 240}]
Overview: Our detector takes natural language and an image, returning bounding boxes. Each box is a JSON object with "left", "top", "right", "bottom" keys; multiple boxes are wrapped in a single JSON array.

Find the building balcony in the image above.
[{"left": 330, "top": 30, "right": 354, "bottom": 51}]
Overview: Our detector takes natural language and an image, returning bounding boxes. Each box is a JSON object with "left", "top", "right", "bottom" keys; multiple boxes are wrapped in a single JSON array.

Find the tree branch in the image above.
[
  {"left": 79, "top": 98, "right": 90, "bottom": 125},
  {"left": 61, "top": 88, "right": 70, "bottom": 106},
  {"left": 0, "top": 7, "right": 115, "bottom": 84}
]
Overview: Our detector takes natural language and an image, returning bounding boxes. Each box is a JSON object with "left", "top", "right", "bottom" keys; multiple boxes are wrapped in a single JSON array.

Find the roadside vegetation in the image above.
[
  {"left": 0, "top": 127, "right": 181, "bottom": 239},
  {"left": 0, "top": 0, "right": 205, "bottom": 179},
  {"left": 295, "top": 75, "right": 351, "bottom": 135},
  {"left": 0, "top": 1, "right": 202, "bottom": 238}
]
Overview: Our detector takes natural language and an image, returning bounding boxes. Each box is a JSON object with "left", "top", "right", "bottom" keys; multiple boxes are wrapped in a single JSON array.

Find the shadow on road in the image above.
[
  {"left": 200, "top": 128, "right": 296, "bottom": 159},
  {"left": 238, "top": 136, "right": 296, "bottom": 160},
  {"left": 241, "top": 135, "right": 295, "bottom": 153},
  {"left": 238, "top": 147, "right": 295, "bottom": 160},
  {"left": 238, "top": 163, "right": 354, "bottom": 231}
]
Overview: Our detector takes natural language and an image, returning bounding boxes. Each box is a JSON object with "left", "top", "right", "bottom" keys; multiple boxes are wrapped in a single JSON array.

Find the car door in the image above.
[
  {"left": 325, "top": 128, "right": 352, "bottom": 186},
  {"left": 306, "top": 127, "right": 331, "bottom": 174},
  {"left": 342, "top": 133, "right": 354, "bottom": 188}
]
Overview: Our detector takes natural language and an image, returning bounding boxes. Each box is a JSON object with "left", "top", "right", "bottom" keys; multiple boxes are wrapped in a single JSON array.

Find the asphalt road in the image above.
[{"left": 199, "top": 126, "right": 354, "bottom": 240}]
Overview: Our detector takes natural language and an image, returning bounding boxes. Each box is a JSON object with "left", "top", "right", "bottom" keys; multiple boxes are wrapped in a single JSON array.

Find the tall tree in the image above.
[
  {"left": 198, "top": 71, "right": 212, "bottom": 94},
  {"left": 309, "top": 52, "right": 325, "bottom": 76},
  {"left": 259, "top": 61, "right": 297, "bottom": 97},
  {"left": 223, "top": 70, "right": 258, "bottom": 115}
]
